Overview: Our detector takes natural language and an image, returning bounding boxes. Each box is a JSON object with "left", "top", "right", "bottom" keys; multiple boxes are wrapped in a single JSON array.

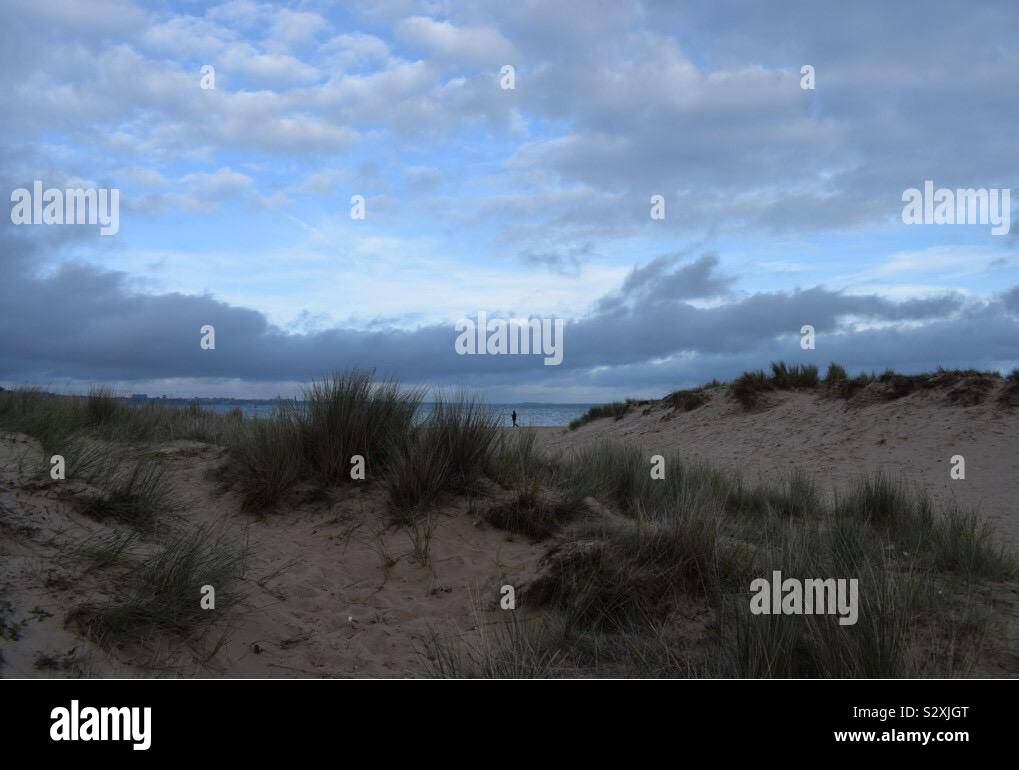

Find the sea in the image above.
[{"left": 198, "top": 401, "right": 594, "bottom": 428}]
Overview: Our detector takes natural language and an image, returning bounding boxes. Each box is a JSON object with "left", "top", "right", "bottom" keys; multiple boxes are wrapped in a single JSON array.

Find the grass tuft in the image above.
[
  {"left": 728, "top": 370, "right": 772, "bottom": 409},
  {"left": 568, "top": 401, "right": 632, "bottom": 430},
  {"left": 217, "top": 410, "right": 303, "bottom": 512},
  {"left": 78, "top": 457, "right": 180, "bottom": 532},
  {"left": 69, "top": 524, "right": 246, "bottom": 651},
  {"left": 296, "top": 371, "right": 421, "bottom": 487}
]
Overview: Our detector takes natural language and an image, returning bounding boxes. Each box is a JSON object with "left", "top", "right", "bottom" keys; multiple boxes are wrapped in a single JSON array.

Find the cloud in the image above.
[
  {"left": 323, "top": 33, "right": 392, "bottom": 71},
  {"left": 522, "top": 242, "right": 596, "bottom": 277},
  {"left": 4, "top": 0, "right": 1019, "bottom": 400},
  {"left": 128, "top": 166, "right": 265, "bottom": 213},
  {"left": 2, "top": 224, "right": 1014, "bottom": 399},
  {"left": 14, "top": 0, "right": 1013, "bottom": 242},
  {"left": 269, "top": 9, "right": 328, "bottom": 48},
  {"left": 1002, "top": 286, "right": 1019, "bottom": 317},
  {"left": 395, "top": 16, "right": 517, "bottom": 68},
  {"left": 614, "top": 252, "right": 735, "bottom": 306}
]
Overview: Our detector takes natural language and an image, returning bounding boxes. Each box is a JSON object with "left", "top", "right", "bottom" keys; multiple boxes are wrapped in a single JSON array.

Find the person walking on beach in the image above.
[{"left": 511, "top": 409, "right": 518, "bottom": 427}]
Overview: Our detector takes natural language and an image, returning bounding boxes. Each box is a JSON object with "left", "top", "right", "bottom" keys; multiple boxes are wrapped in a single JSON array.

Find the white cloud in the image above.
[
  {"left": 876, "top": 246, "right": 1004, "bottom": 277},
  {"left": 269, "top": 9, "right": 328, "bottom": 48},
  {"left": 395, "top": 16, "right": 517, "bottom": 67}
]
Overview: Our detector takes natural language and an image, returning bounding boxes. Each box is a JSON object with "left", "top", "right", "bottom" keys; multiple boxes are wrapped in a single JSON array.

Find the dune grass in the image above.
[
  {"left": 526, "top": 512, "right": 741, "bottom": 632},
  {"left": 663, "top": 387, "right": 709, "bottom": 412},
  {"left": 722, "top": 361, "right": 1012, "bottom": 410},
  {"left": 425, "top": 602, "right": 565, "bottom": 678},
  {"left": 436, "top": 440, "right": 1017, "bottom": 678},
  {"left": 479, "top": 428, "right": 585, "bottom": 540},
  {"left": 567, "top": 400, "right": 634, "bottom": 430},
  {"left": 213, "top": 371, "right": 423, "bottom": 512},
  {"left": 203, "top": 375, "right": 503, "bottom": 521},
  {"left": 488, "top": 427, "right": 544, "bottom": 487},
  {"left": 769, "top": 361, "right": 820, "bottom": 389},
  {"left": 0, "top": 388, "right": 247, "bottom": 663},
  {"left": 728, "top": 362, "right": 818, "bottom": 409},
  {"left": 0, "top": 374, "right": 502, "bottom": 520},
  {"left": 383, "top": 391, "right": 502, "bottom": 523},
  {"left": 213, "top": 408, "right": 304, "bottom": 511},
  {"left": 0, "top": 391, "right": 184, "bottom": 532},
  {"left": 295, "top": 372, "right": 421, "bottom": 487},
  {"left": 61, "top": 530, "right": 140, "bottom": 575},
  {"left": 727, "top": 369, "right": 772, "bottom": 409},
  {"left": 425, "top": 392, "right": 503, "bottom": 492},
  {"left": 77, "top": 455, "right": 181, "bottom": 532},
  {"left": 484, "top": 481, "right": 584, "bottom": 541},
  {"left": 68, "top": 524, "right": 246, "bottom": 655},
  {"left": 383, "top": 431, "right": 452, "bottom": 522},
  {"left": 0, "top": 386, "right": 235, "bottom": 449}
]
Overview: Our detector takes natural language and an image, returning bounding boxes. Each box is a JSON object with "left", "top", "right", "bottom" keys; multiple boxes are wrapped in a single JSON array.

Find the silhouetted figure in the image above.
[{"left": 511, "top": 409, "right": 518, "bottom": 427}]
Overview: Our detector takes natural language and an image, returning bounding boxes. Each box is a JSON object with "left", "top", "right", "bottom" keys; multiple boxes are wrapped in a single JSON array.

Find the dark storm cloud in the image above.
[
  {"left": 597, "top": 252, "right": 735, "bottom": 314},
  {"left": 1002, "top": 286, "right": 1019, "bottom": 316},
  {"left": 3, "top": 224, "right": 1015, "bottom": 397}
]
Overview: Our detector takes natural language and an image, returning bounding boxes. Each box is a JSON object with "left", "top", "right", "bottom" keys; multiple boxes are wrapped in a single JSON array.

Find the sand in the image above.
[
  {"left": 0, "top": 434, "right": 541, "bottom": 677},
  {"left": 1, "top": 379, "right": 1016, "bottom": 677}
]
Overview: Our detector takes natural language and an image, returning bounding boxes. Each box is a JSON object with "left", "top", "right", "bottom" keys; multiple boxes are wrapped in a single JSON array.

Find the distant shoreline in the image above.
[{"left": 123, "top": 396, "right": 595, "bottom": 428}]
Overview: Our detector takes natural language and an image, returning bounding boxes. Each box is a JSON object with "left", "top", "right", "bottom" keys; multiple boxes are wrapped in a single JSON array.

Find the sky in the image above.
[{"left": 2, "top": 0, "right": 1018, "bottom": 402}]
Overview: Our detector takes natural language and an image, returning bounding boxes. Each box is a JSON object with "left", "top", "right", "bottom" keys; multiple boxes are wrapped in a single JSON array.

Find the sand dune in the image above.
[
  {"left": 1, "top": 375, "right": 1016, "bottom": 677},
  {"left": 0, "top": 434, "right": 541, "bottom": 677},
  {"left": 537, "top": 383, "right": 1019, "bottom": 547}
]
